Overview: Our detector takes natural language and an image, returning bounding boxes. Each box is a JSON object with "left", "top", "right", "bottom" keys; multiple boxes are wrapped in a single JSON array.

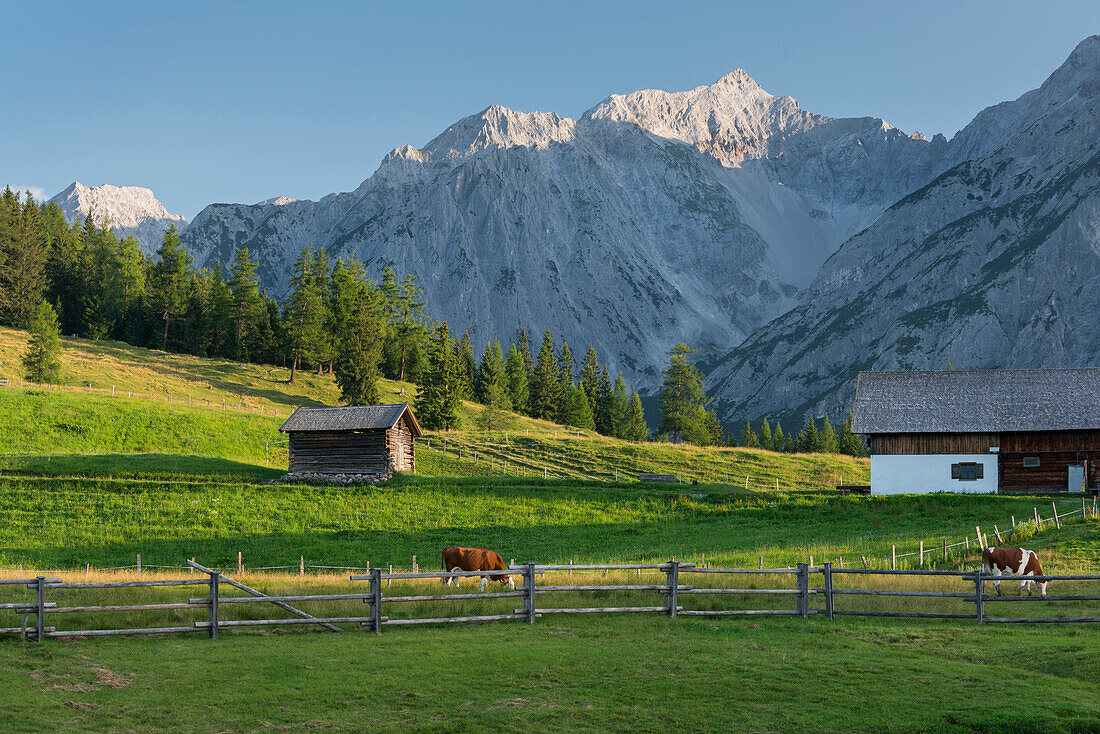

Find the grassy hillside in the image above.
[{"left": 0, "top": 325, "right": 869, "bottom": 487}]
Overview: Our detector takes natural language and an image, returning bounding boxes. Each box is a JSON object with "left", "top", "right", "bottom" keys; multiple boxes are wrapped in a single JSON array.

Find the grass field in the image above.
[
  {"left": 0, "top": 616, "right": 1097, "bottom": 733},
  {"left": 0, "top": 325, "right": 869, "bottom": 487},
  {"left": 0, "top": 326, "right": 1096, "bottom": 732}
]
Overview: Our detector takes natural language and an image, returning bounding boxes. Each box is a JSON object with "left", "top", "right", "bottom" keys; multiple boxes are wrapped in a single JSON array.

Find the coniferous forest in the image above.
[{"left": 0, "top": 187, "right": 864, "bottom": 454}]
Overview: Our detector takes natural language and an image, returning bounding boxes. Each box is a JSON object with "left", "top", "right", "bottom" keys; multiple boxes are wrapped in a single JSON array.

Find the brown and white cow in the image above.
[
  {"left": 441, "top": 546, "right": 514, "bottom": 592},
  {"left": 982, "top": 546, "right": 1047, "bottom": 596}
]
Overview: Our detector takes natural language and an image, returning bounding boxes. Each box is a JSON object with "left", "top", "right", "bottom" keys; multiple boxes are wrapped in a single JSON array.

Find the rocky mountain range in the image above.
[
  {"left": 54, "top": 36, "right": 1100, "bottom": 426},
  {"left": 49, "top": 182, "right": 187, "bottom": 254},
  {"left": 707, "top": 35, "right": 1100, "bottom": 425},
  {"left": 179, "top": 69, "right": 952, "bottom": 387}
]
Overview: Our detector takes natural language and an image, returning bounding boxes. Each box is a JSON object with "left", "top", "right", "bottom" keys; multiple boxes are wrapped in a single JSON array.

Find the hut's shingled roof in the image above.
[
  {"left": 279, "top": 403, "right": 422, "bottom": 436},
  {"left": 851, "top": 369, "right": 1100, "bottom": 434}
]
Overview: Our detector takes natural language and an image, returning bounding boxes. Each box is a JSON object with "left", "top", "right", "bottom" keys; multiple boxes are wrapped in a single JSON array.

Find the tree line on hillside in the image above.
[
  {"left": 651, "top": 341, "right": 866, "bottom": 455},
  {"left": 1, "top": 188, "right": 866, "bottom": 455},
  {"left": 414, "top": 324, "right": 649, "bottom": 440}
]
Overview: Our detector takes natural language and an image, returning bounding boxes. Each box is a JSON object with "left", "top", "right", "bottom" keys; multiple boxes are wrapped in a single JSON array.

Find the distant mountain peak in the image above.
[
  {"left": 419, "top": 105, "right": 577, "bottom": 160},
  {"left": 49, "top": 181, "right": 186, "bottom": 253}
]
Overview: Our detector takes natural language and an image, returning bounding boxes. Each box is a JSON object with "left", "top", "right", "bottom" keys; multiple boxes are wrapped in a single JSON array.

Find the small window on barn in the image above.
[
  {"left": 952, "top": 462, "right": 981, "bottom": 481},
  {"left": 1023, "top": 456, "right": 1040, "bottom": 468}
]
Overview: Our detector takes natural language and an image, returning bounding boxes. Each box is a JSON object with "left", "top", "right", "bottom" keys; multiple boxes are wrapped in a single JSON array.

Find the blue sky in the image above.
[{"left": 3, "top": 1, "right": 1098, "bottom": 219}]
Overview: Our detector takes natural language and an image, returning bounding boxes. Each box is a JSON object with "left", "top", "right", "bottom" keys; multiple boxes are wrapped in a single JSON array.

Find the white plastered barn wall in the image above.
[{"left": 870, "top": 454, "right": 998, "bottom": 495}]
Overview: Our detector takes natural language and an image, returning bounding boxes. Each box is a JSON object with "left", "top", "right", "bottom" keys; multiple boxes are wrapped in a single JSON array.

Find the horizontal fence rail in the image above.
[{"left": 2, "top": 562, "right": 1099, "bottom": 642}]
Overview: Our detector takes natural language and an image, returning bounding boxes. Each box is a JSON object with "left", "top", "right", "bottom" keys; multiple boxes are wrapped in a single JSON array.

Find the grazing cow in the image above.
[
  {"left": 982, "top": 546, "right": 1048, "bottom": 597},
  {"left": 441, "top": 546, "right": 514, "bottom": 592}
]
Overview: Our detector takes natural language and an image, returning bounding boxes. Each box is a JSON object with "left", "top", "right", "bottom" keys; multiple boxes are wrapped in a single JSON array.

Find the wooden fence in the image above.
[{"left": 3, "top": 560, "right": 1098, "bottom": 642}]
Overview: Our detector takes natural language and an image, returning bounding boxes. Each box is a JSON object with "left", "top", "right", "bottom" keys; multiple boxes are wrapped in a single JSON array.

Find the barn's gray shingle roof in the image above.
[
  {"left": 851, "top": 369, "right": 1100, "bottom": 434},
  {"left": 279, "top": 403, "right": 422, "bottom": 436}
]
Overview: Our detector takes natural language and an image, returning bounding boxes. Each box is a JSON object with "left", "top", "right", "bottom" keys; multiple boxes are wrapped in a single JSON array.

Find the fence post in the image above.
[
  {"left": 665, "top": 561, "right": 680, "bottom": 619},
  {"left": 891, "top": 545, "right": 896, "bottom": 571},
  {"left": 370, "top": 567, "right": 383, "bottom": 635},
  {"left": 208, "top": 571, "right": 220, "bottom": 639},
  {"left": 35, "top": 576, "right": 46, "bottom": 643},
  {"left": 1052, "top": 502, "right": 1061, "bottom": 529},
  {"left": 524, "top": 562, "right": 536, "bottom": 624},
  {"left": 299, "top": 556, "right": 304, "bottom": 576},
  {"left": 942, "top": 537, "right": 947, "bottom": 561},
  {"left": 137, "top": 553, "right": 141, "bottom": 574},
  {"left": 796, "top": 563, "right": 809, "bottom": 619},
  {"left": 919, "top": 541, "right": 924, "bottom": 568},
  {"left": 238, "top": 551, "right": 243, "bottom": 574},
  {"left": 974, "top": 570, "right": 984, "bottom": 623},
  {"left": 822, "top": 562, "right": 834, "bottom": 621},
  {"left": 1034, "top": 507, "right": 1040, "bottom": 527},
  {"left": 993, "top": 525, "right": 1003, "bottom": 543}
]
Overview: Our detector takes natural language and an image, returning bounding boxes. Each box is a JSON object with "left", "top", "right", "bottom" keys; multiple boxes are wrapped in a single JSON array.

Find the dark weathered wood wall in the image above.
[
  {"left": 289, "top": 430, "right": 392, "bottom": 475},
  {"left": 868, "top": 433, "right": 999, "bottom": 455},
  {"left": 386, "top": 417, "right": 415, "bottom": 473}
]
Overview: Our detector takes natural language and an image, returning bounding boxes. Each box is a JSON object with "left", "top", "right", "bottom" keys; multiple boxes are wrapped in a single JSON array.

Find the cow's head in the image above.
[{"left": 501, "top": 574, "right": 514, "bottom": 589}]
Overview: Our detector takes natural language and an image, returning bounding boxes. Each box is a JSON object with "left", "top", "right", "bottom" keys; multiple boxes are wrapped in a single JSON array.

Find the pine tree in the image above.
[
  {"left": 657, "top": 343, "right": 708, "bottom": 443},
  {"left": 457, "top": 331, "right": 477, "bottom": 399},
  {"left": 228, "top": 248, "right": 264, "bottom": 360},
  {"left": 610, "top": 373, "right": 629, "bottom": 438},
  {"left": 504, "top": 343, "right": 529, "bottom": 414},
  {"left": 475, "top": 341, "right": 506, "bottom": 404},
  {"left": 149, "top": 225, "right": 192, "bottom": 350},
  {"left": 332, "top": 270, "right": 384, "bottom": 405},
  {"left": 773, "top": 423, "right": 786, "bottom": 453},
  {"left": 741, "top": 421, "right": 759, "bottom": 448},
  {"left": 0, "top": 191, "right": 49, "bottom": 328},
  {"left": 820, "top": 414, "right": 839, "bottom": 454},
  {"left": 623, "top": 388, "right": 649, "bottom": 441},
  {"left": 285, "top": 245, "right": 327, "bottom": 382},
  {"left": 704, "top": 409, "right": 725, "bottom": 446},
  {"left": 561, "top": 384, "right": 596, "bottom": 431},
  {"left": 22, "top": 299, "right": 61, "bottom": 383},
  {"left": 415, "top": 322, "right": 462, "bottom": 430},
  {"left": 838, "top": 412, "right": 868, "bottom": 456},
  {"left": 594, "top": 365, "right": 614, "bottom": 436},
  {"left": 799, "top": 416, "right": 821, "bottom": 453},
  {"left": 579, "top": 345, "right": 601, "bottom": 408},
  {"left": 529, "top": 330, "right": 561, "bottom": 421},
  {"left": 517, "top": 328, "right": 533, "bottom": 379},
  {"left": 759, "top": 419, "right": 773, "bottom": 451},
  {"left": 383, "top": 271, "right": 427, "bottom": 382}
]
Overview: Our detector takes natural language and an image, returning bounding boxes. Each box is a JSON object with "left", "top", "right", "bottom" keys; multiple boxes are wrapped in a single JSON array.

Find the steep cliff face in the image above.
[
  {"left": 707, "top": 36, "right": 1100, "bottom": 425},
  {"left": 182, "top": 72, "right": 946, "bottom": 386},
  {"left": 49, "top": 182, "right": 187, "bottom": 253}
]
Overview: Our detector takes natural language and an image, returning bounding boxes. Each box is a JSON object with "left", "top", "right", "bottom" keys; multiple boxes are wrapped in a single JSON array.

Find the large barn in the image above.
[
  {"left": 851, "top": 369, "right": 1100, "bottom": 495},
  {"left": 279, "top": 403, "right": 422, "bottom": 477}
]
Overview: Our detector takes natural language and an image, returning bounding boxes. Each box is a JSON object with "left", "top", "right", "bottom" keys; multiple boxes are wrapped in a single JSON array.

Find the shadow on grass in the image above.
[{"left": 0, "top": 453, "right": 284, "bottom": 482}]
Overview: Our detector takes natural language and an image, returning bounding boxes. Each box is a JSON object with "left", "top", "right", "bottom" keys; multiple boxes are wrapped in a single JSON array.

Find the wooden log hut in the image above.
[
  {"left": 852, "top": 369, "right": 1100, "bottom": 495},
  {"left": 279, "top": 403, "right": 422, "bottom": 476}
]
